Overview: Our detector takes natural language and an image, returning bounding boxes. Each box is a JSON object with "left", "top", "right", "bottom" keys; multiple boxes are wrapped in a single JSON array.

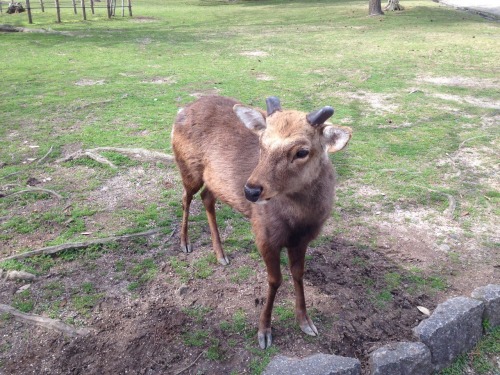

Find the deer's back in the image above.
[{"left": 172, "top": 96, "right": 260, "bottom": 216}]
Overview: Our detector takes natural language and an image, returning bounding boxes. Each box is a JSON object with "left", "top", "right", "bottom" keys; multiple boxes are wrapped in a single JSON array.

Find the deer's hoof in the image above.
[
  {"left": 258, "top": 329, "right": 272, "bottom": 349},
  {"left": 180, "top": 244, "right": 192, "bottom": 253},
  {"left": 218, "top": 256, "right": 230, "bottom": 266},
  {"left": 300, "top": 317, "right": 318, "bottom": 336}
]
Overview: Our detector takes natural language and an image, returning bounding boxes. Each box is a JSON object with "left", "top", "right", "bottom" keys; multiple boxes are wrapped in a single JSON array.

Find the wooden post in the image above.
[
  {"left": 90, "top": 0, "right": 94, "bottom": 15},
  {"left": 121, "top": 0, "right": 124, "bottom": 17},
  {"left": 40, "top": 0, "right": 45, "bottom": 12},
  {"left": 72, "top": 0, "right": 77, "bottom": 14},
  {"left": 81, "top": 0, "right": 86, "bottom": 20},
  {"left": 55, "top": 0, "right": 61, "bottom": 22},
  {"left": 127, "top": 0, "right": 132, "bottom": 17},
  {"left": 26, "top": 0, "right": 33, "bottom": 23}
]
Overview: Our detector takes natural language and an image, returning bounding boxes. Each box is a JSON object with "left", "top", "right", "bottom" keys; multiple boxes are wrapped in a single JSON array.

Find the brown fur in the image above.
[{"left": 171, "top": 95, "right": 351, "bottom": 348}]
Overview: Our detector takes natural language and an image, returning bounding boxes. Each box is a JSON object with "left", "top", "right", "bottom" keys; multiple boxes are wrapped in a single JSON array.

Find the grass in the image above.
[
  {"left": 439, "top": 325, "right": 500, "bottom": 375},
  {"left": 11, "top": 290, "right": 35, "bottom": 313},
  {"left": 1, "top": 0, "right": 498, "bottom": 373},
  {"left": 71, "top": 282, "right": 104, "bottom": 316}
]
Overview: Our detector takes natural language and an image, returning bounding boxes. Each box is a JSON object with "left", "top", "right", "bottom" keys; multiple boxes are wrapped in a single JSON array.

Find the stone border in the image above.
[{"left": 264, "top": 284, "right": 499, "bottom": 375}]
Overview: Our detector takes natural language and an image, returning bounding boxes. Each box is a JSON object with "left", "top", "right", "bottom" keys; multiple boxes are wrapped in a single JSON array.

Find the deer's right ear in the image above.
[{"left": 234, "top": 105, "right": 267, "bottom": 133}]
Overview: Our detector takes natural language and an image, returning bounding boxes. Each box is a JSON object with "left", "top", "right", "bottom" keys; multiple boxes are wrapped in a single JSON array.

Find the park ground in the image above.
[{"left": 0, "top": 0, "right": 499, "bottom": 374}]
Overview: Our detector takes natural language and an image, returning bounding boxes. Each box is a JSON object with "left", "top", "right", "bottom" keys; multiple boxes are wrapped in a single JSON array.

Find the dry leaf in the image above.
[{"left": 417, "top": 306, "right": 431, "bottom": 316}]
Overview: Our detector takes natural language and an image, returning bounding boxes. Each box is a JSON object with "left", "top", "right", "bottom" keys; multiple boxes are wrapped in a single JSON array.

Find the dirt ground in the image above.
[
  {"left": 1, "top": 77, "right": 499, "bottom": 373},
  {"left": 0, "top": 151, "right": 498, "bottom": 374},
  {"left": 1, "top": 232, "right": 441, "bottom": 375}
]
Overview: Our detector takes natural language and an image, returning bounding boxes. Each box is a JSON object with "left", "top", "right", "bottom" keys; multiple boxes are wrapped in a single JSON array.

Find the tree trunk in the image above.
[
  {"left": 384, "top": 0, "right": 404, "bottom": 11},
  {"left": 369, "top": 0, "right": 384, "bottom": 16}
]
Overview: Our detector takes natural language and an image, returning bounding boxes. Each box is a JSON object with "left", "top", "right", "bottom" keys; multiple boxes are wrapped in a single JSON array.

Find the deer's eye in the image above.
[{"left": 295, "top": 149, "right": 309, "bottom": 159}]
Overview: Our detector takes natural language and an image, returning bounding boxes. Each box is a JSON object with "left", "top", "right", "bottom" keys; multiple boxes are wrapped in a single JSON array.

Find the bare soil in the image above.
[{"left": 1, "top": 233, "right": 438, "bottom": 375}]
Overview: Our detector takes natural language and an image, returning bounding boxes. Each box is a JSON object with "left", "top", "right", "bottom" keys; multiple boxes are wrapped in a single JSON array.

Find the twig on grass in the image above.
[
  {"left": 0, "top": 303, "right": 91, "bottom": 337},
  {"left": 2, "top": 187, "right": 63, "bottom": 200},
  {"left": 0, "top": 227, "right": 170, "bottom": 262},
  {"left": 0, "top": 25, "right": 73, "bottom": 35},
  {"left": 36, "top": 146, "right": 54, "bottom": 165},
  {"left": 57, "top": 147, "right": 174, "bottom": 168},
  {"left": 0, "top": 171, "right": 22, "bottom": 180},
  {"left": 458, "top": 135, "right": 493, "bottom": 150},
  {"left": 411, "top": 185, "right": 456, "bottom": 219},
  {"left": 173, "top": 351, "right": 205, "bottom": 375}
]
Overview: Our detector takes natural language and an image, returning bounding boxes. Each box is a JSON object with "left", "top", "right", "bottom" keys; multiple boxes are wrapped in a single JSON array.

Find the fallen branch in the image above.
[
  {"left": 36, "top": 146, "right": 54, "bottom": 165},
  {"left": 0, "top": 228, "right": 165, "bottom": 262},
  {"left": 57, "top": 147, "right": 174, "bottom": 168},
  {"left": 0, "top": 303, "right": 91, "bottom": 337},
  {"left": 0, "top": 171, "right": 22, "bottom": 180},
  {"left": 458, "top": 135, "right": 493, "bottom": 150},
  {"left": 174, "top": 351, "right": 205, "bottom": 375},
  {"left": 0, "top": 25, "right": 73, "bottom": 35},
  {"left": 2, "top": 187, "right": 62, "bottom": 200}
]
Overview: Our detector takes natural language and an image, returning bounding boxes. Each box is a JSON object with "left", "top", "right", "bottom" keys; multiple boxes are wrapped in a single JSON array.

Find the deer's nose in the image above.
[{"left": 244, "top": 183, "right": 263, "bottom": 203}]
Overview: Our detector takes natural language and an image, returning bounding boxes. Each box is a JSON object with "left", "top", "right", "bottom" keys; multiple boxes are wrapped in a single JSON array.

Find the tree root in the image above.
[
  {"left": 412, "top": 185, "right": 456, "bottom": 219},
  {"left": 174, "top": 351, "right": 205, "bottom": 375},
  {"left": 1, "top": 187, "right": 63, "bottom": 200},
  {"left": 0, "top": 304, "right": 91, "bottom": 337},
  {"left": 36, "top": 146, "right": 54, "bottom": 165},
  {"left": 384, "top": 0, "right": 404, "bottom": 11},
  {"left": 57, "top": 147, "right": 174, "bottom": 168},
  {"left": 0, "top": 228, "right": 165, "bottom": 262},
  {"left": 0, "top": 25, "right": 73, "bottom": 35}
]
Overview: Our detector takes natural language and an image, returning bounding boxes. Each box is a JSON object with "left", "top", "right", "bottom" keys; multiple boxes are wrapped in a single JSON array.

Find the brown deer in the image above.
[{"left": 171, "top": 95, "right": 351, "bottom": 349}]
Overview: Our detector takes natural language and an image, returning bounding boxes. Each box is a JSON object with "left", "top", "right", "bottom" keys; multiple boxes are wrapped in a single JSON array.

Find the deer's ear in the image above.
[
  {"left": 234, "top": 105, "right": 267, "bottom": 134},
  {"left": 322, "top": 125, "right": 352, "bottom": 153}
]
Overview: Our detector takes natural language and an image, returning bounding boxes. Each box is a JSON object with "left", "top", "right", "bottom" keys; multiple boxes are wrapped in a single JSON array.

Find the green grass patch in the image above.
[
  {"left": 71, "top": 282, "right": 104, "bottom": 316},
  {"left": 231, "top": 265, "right": 255, "bottom": 284},
  {"left": 439, "top": 326, "right": 500, "bottom": 375},
  {"left": 127, "top": 258, "right": 158, "bottom": 289},
  {"left": 183, "top": 305, "right": 212, "bottom": 324},
  {"left": 183, "top": 329, "right": 209, "bottom": 347},
  {"left": 12, "top": 290, "right": 35, "bottom": 313}
]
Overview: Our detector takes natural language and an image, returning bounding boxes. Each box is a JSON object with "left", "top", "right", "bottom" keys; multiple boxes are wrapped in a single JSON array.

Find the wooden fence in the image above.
[{"left": 0, "top": 0, "right": 132, "bottom": 23}]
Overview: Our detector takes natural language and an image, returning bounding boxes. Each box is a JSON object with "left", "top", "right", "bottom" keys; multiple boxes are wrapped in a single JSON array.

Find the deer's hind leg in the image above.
[
  {"left": 201, "top": 187, "right": 229, "bottom": 265},
  {"left": 177, "top": 161, "right": 203, "bottom": 254}
]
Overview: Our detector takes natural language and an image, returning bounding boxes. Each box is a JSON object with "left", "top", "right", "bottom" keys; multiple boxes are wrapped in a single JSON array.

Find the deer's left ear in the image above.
[{"left": 321, "top": 125, "right": 352, "bottom": 153}]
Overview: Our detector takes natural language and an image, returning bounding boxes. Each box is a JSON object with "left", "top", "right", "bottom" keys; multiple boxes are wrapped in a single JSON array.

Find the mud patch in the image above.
[
  {"left": 74, "top": 79, "right": 105, "bottom": 87},
  {"left": 432, "top": 93, "right": 500, "bottom": 109},
  {"left": 419, "top": 75, "right": 500, "bottom": 89},
  {"left": 131, "top": 16, "right": 158, "bottom": 23},
  {"left": 240, "top": 50, "right": 269, "bottom": 57},
  {"left": 0, "top": 237, "right": 437, "bottom": 375},
  {"left": 142, "top": 76, "right": 177, "bottom": 85},
  {"left": 88, "top": 166, "right": 173, "bottom": 211},
  {"left": 255, "top": 74, "right": 274, "bottom": 81},
  {"left": 343, "top": 91, "right": 398, "bottom": 114}
]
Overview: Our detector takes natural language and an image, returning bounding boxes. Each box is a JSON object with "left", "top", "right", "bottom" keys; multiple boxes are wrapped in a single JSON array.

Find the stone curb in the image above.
[{"left": 263, "top": 284, "right": 499, "bottom": 375}]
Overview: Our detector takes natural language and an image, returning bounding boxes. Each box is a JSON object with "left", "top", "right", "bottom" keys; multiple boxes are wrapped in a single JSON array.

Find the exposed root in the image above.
[
  {"left": 174, "top": 351, "right": 205, "bottom": 375},
  {"left": 36, "top": 146, "right": 54, "bottom": 165},
  {"left": 384, "top": 0, "right": 404, "bottom": 11},
  {"left": 57, "top": 147, "right": 174, "bottom": 168},
  {"left": 2, "top": 187, "right": 63, "bottom": 200},
  {"left": 0, "top": 228, "right": 166, "bottom": 262},
  {"left": 0, "top": 304, "right": 91, "bottom": 337},
  {"left": 412, "top": 185, "right": 456, "bottom": 219},
  {"left": 0, "top": 25, "right": 73, "bottom": 35}
]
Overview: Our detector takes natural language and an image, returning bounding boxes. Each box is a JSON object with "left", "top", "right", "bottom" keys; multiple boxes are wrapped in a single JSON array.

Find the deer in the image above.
[{"left": 171, "top": 95, "right": 352, "bottom": 349}]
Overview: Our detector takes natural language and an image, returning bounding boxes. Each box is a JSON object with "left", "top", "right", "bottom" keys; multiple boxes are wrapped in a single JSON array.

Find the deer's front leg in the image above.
[
  {"left": 287, "top": 245, "right": 318, "bottom": 336},
  {"left": 258, "top": 246, "right": 282, "bottom": 349}
]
